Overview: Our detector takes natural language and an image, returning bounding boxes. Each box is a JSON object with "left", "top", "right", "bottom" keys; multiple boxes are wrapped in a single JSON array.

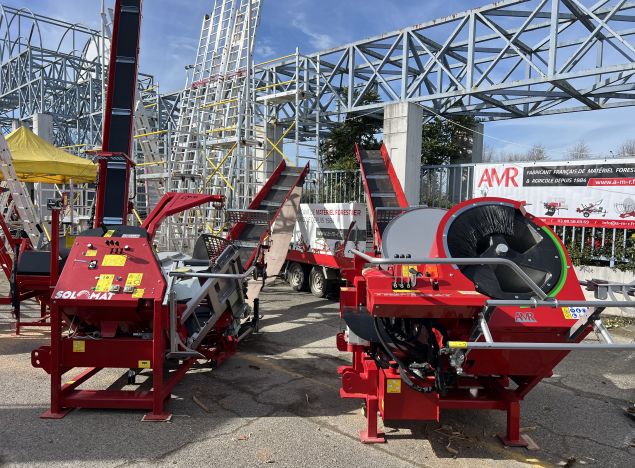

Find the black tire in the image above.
[
  {"left": 309, "top": 267, "right": 328, "bottom": 298},
  {"left": 287, "top": 262, "right": 308, "bottom": 291}
]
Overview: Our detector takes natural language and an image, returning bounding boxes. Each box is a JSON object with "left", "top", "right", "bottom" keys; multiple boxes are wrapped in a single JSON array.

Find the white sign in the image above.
[
  {"left": 473, "top": 159, "right": 635, "bottom": 229},
  {"left": 290, "top": 203, "right": 367, "bottom": 258}
]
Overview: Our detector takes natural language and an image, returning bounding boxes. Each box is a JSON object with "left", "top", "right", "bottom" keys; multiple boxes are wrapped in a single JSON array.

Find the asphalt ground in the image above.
[{"left": 0, "top": 278, "right": 634, "bottom": 467}]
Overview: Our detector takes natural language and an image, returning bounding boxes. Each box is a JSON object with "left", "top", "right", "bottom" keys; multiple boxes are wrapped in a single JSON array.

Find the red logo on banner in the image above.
[{"left": 478, "top": 167, "right": 519, "bottom": 188}]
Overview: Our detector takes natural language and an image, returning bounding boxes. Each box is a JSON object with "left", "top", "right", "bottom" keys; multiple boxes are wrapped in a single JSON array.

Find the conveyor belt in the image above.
[
  {"left": 355, "top": 144, "right": 408, "bottom": 246},
  {"left": 227, "top": 161, "right": 309, "bottom": 268}
]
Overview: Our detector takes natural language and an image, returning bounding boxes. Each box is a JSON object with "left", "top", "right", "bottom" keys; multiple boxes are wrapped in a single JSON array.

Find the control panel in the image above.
[{"left": 53, "top": 234, "right": 166, "bottom": 307}]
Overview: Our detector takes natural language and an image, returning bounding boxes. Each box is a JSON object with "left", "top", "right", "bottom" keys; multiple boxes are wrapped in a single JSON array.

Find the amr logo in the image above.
[{"left": 478, "top": 167, "right": 519, "bottom": 188}]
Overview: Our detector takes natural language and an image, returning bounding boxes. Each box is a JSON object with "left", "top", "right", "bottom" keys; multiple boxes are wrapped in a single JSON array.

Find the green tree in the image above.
[
  {"left": 421, "top": 115, "right": 480, "bottom": 165},
  {"left": 319, "top": 89, "right": 381, "bottom": 170}
]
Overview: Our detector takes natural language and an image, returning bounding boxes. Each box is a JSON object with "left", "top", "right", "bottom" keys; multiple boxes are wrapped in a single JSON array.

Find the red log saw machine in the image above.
[
  {"left": 21, "top": 0, "right": 635, "bottom": 447},
  {"left": 336, "top": 145, "right": 635, "bottom": 444},
  {"left": 29, "top": 0, "right": 307, "bottom": 420}
]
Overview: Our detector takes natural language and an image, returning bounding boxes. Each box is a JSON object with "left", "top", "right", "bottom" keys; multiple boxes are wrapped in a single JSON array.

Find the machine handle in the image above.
[
  {"left": 350, "top": 249, "right": 548, "bottom": 299},
  {"left": 169, "top": 266, "right": 256, "bottom": 280}
]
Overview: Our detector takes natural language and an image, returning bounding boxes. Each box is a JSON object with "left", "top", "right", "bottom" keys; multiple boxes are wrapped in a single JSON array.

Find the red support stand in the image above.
[
  {"left": 497, "top": 400, "right": 530, "bottom": 447},
  {"left": 360, "top": 396, "right": 386, "bottom": 443}
]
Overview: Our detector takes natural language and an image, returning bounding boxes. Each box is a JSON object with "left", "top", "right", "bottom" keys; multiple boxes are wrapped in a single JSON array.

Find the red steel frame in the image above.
[
  {"left": 337, "top": 197, "right": 590, "bottom": 445},
  {"left": 32, "top": 193, "right": 232, "bottom": 420}
]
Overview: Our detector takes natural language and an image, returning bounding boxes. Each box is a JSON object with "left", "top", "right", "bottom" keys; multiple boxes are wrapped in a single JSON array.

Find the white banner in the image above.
[
  {"left": 290, "top": 203, "right": 366, "bottom": 258},
  {"left": 473, "top": 158, "right": 635, "bottom": 229}
]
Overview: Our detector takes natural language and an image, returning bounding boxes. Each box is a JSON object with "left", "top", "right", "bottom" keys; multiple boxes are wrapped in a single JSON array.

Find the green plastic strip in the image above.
[{"left": 542, "top": 226, "right": 568, "bottom": 297}]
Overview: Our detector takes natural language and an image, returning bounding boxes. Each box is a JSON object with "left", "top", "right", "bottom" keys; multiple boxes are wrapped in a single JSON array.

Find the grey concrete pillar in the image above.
[
  {"left": 470, "top": 122, "right": 484, "bottom": 163},
  {"left": 383, "top": 102, "right": 423, "bottom": 206},
  {"left": 11, "top": 119, "right": 21, "bottom": 132},
  {"left": 32, "top": 113, "right": 54, "bottom": 142}
]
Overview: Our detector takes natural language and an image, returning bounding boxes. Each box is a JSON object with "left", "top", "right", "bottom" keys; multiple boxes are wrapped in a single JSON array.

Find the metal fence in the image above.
[{"left": 311, "top": 166, "right": 633, "bottom": 267}]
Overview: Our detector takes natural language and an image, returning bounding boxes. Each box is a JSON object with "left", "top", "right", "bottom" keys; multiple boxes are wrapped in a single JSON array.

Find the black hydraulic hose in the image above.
[{"left": 372, "top": 316, "right": 434, "bottom": 394}]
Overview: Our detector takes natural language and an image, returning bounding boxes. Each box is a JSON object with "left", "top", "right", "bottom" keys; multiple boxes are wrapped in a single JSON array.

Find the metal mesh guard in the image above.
[
  {"left": 375, "top": 207, "right": 409, "bottom": 222},
  {"left": 201, "top": 235, "right": 234, "bottom": 265},
  {"left": 225, "top": 209, "right": 270, "bottom": 226}
]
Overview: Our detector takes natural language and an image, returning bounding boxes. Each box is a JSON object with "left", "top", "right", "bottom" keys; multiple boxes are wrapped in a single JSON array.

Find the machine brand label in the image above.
[
  {"left": 515, "top": 311, "right": 537, "bottom": 323},
  {"left": 54, "top": 290, "right": 114, "bottom": 301}
]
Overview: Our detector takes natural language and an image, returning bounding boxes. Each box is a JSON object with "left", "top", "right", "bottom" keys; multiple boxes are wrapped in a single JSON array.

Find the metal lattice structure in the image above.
[
  {"left": 0, "top": 4, "right": 175, "bottom": 152},
  {"left": 254, "top": 0, "right": 635, "bottom": 166}
]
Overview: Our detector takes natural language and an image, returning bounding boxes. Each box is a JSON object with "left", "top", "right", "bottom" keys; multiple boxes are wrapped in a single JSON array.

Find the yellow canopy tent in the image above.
[{"left": 3, "top": 126, "right": 97, "bottom": 184}]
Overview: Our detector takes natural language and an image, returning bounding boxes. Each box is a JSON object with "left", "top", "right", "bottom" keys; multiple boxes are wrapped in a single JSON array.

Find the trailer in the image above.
[{"left": 284, "top": 202, "right": 367, "bottom": 298}]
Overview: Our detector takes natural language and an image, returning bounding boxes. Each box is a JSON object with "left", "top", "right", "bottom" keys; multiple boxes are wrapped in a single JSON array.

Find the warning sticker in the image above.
[
  {"left": 72, "top": 340, "right": 85, "bottom": 353},
  {"left": 102, "top": 255, "right": 127, "bottom": 267},
  {"left": 457, "top": 290, "right": 482, "bottom": 296},
  {"left": 132, "top": 288, "right": 145, "bottom": 299},
  {"left": 85, "top": 250, "right": 97, "bottom": 257},
  {"left": 386, "top": 378, "right": 401, "bottom": 394},
  {"left": 103, "top": 230, "right": 115, "bottom": 238},
  {"left": 138, "top": 360, "right": 151, "bottom": 369},
  {"left": 562, "top": 307, "right": 588, "bottom": 320},
  {"left": 402, "top": 265, "right": 416, "bottom": 277},
  {"left": 125, "top": 273, "right": 143, "bottom": 288},
  {"left": 95, "top": 274, "right": 115, "bottom": 292}
]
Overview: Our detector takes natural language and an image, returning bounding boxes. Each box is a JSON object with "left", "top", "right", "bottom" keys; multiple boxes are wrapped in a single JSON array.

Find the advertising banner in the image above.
[
  {"left": 290, "top": 203, "right": 367, "bottom": 257},
  {"left": 473, "top": 159, "right": 635, "bottom": 229}
]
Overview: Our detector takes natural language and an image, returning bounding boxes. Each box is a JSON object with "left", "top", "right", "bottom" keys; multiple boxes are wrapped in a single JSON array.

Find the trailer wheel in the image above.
[
  {"left": 288, "top": 262, "right": 308, "bottom": 291},
  {"left": 309, "top": 267, "right": 328, "bottom": 298}
]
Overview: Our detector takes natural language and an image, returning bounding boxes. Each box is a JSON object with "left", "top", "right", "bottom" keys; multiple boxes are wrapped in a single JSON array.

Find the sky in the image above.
[{"left": 13, "top": 0, "right": 635, "bottom": 160}]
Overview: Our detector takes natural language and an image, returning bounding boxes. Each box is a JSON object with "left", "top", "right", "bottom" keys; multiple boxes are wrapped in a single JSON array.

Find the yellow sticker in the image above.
[
  {"left": 386, "top": 378, "right": 401, "bottom": 394},
  {"left": 102, "top": 254, "right": 127, "bottom": 267},
  {"left": 103, "top": 230, "right": 115, "bottom": 238},
  {"left": 85, "top": 250, "right": 97, "bottom": 257},
  {"left": 138, "top": 360, "right": 151, "bottom": 369},
  {"left": 95, "top": 274, "right": 115, "bottom": 292},
  {"left": 402, "top": 265, "right": 415, "bottom": 277},
  {"left": 72, "top": 340, "right": 85, "bottom": 352},
  {"left": 125, "top": 273, "right": 143, "bottom": 288},
  {"left": 448, "top": 341, "right": 468, "bottom": 349},
  {"left": 562, "top": 307, "right": 573, "bottom": 320},
  {"left": 132, "top": 288, "right": 145, "bottom": 299},
  {"left": 457, "top": 290, "right": 482, "bottom": 295}
]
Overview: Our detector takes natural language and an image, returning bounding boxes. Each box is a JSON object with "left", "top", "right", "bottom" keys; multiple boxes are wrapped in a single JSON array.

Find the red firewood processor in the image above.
[{"left": 337, "top": 144, "right": 635, "bottom": 445}]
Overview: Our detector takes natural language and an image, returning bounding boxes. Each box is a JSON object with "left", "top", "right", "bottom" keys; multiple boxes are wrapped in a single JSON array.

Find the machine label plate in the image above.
[
  {"left": 102, "top": 255, "right": 127, "bottom": 267},
  {"left": 138, "top": 360, "right": 151, "bottom": 368},
  {"left": 125, "top": 273, "right": 143, "bottom": 288},
  {"left": 386, "top": 379, "right": 401, "bottom": 393},
  {"left": 85, "top": 250, "right": 97, "bottom": 257},
  {"left": 95, "top": 274, "right": 115, "bottom": 292},
  {"left": 132, "top": 288, "right": 145, "bottom": 299},
  {"left": 72, "top": 340, "right": 85, "bottom": 352}
]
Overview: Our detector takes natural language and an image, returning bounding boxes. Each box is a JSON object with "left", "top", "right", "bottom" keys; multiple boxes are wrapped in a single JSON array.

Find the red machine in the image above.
[
  {"left": 30, "top": 0, "right": 309, "bottom": 419},
  {"left": 338, "top": 148, "right": 635, "bottom": 445}
]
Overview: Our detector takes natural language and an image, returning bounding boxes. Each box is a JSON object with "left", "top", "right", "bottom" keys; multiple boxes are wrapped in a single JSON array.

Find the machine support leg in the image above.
[
  {"left": 497, "top": 400, "right": 529, "bottom": 447},
  {"left": 41, "top": 303, "right": 70, "bottom": 419},
  {"left": 360, "top": 396, "right": 386, "bottom": 443},
  {"left": 143, "top": 301, "right": 172, "bottom": 422}
]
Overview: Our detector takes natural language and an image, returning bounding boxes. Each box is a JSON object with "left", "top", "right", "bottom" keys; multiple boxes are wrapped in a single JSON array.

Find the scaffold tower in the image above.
[{"left": 160, "top": 0, "right": 262, "bottom": 251}]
